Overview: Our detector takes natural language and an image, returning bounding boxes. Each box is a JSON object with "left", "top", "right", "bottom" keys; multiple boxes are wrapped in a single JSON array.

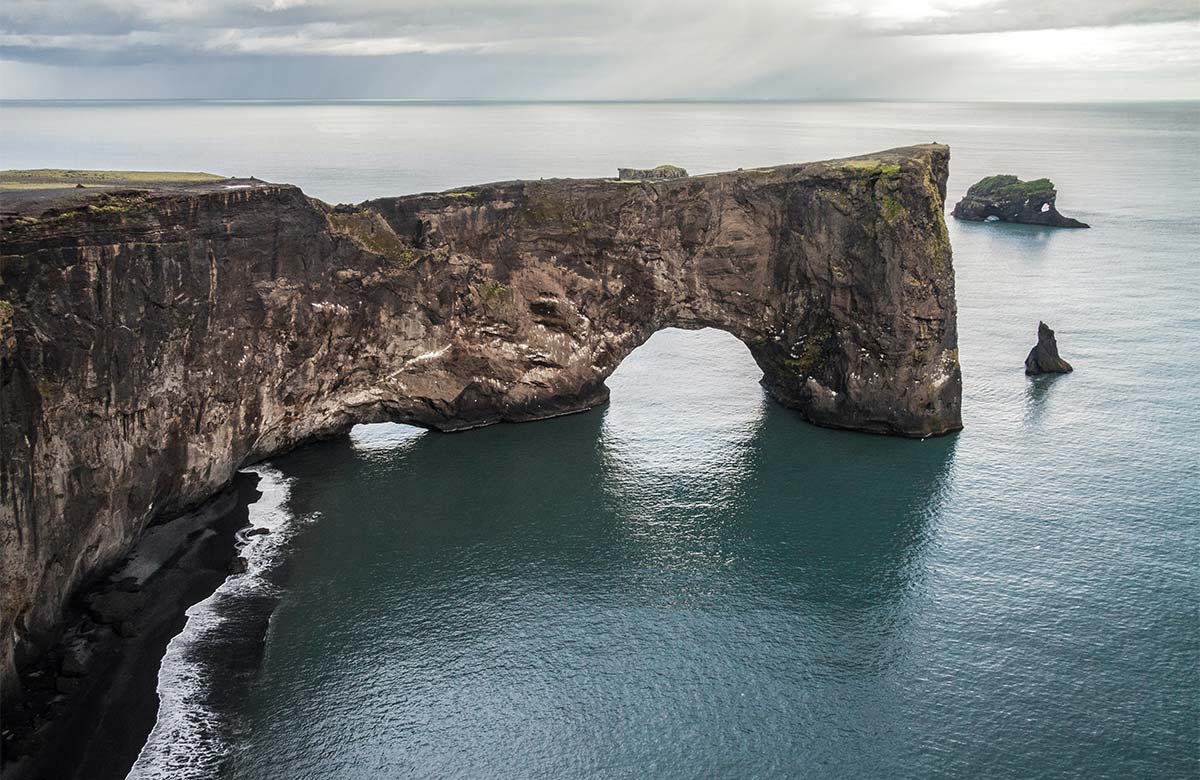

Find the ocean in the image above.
[{"left": 3, "top": 100, "right": 1196, "bottom": 779}]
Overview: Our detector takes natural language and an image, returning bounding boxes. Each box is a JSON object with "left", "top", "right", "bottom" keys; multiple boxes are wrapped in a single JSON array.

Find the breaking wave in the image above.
[{"left": 125, "top": 465, "right": 299, "bottom": 780}]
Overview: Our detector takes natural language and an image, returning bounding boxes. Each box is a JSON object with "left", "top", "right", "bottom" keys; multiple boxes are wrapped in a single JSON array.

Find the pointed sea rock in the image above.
[{"left": 1025, "top": 322, "right": 1074, "bottom": 375}]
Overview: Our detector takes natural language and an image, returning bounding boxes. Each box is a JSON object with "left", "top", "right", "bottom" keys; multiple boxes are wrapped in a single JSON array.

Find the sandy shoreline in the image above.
[{"left": 0, "top": 472, "right": 262, "bottom": 780}]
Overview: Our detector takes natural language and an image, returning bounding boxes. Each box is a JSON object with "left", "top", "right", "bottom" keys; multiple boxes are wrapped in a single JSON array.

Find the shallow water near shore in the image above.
[{"left": 5, "top": 101, "right": 1197, "bottom": 778}]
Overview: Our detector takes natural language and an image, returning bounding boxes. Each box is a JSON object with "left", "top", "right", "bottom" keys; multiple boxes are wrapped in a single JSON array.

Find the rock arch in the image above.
[
  {"left": 353, "top": 143, "right": 960, "bottom": 437},
  {"left": 0, "top": 144, "right": 960, "bottom": 690}
]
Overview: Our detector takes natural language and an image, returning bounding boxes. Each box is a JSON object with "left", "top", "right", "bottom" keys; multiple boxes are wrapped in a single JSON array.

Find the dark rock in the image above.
[
  {"left": 617, "top": 164, "right": 688, "bottom": 181},
  {"left": 0, "top": 144, "right": 962, "bottom": 692},
  {"left": 54, "top": 676, "right": 78, "bottom": 695},
  {"left": 85, "top": 591, "right": 144, "bottom": 625},
  {"left": 59, "top": 646, "right": 89, "bottom": 677},
  {"left": 245, "top": 527, "right": 270, "bottom": 537},
  {"left": 113, "top": 577, "right": 141, "bottom": 593},
  {"left": 115, "top": 621, "right": 138, "bottom": 638},
  {"left": 952, "top": 175, "right": 1088, "bottom": 228},
  {"left": 227, "top": 556, "right": 249, "bottom": 575},
  {"left": 1025, "top": 322, "right": 1074, "bottom": 375}
]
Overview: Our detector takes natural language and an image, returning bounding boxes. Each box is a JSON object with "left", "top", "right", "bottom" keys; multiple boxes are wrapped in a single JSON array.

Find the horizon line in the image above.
[{"left": 1, "top": 97, "right": 1197, "bottom": 106}]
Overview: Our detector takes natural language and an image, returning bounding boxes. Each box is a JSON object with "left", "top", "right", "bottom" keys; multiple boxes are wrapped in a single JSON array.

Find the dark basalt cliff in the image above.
[
  {"left": 952, "top": 174, "right": 1089, "bottom": 228},
  {"left": 0, "top": 144, "right": 961, "bottom": 694}
]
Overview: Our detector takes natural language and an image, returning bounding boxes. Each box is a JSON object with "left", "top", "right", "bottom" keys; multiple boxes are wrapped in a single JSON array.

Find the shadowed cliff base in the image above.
[{"left": 0, "top": 144, "right": 961, "bottom": 709}]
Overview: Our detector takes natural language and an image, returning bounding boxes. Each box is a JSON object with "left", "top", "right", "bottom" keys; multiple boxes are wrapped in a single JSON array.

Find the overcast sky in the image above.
[{"left": 1, "top": 0, "right": 1196, "bottom": 100}]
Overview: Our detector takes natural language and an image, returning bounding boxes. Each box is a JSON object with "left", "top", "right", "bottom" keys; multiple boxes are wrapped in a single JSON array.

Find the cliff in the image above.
[
  {"left": 951, "top": 174, "right": 1089, "bottom": 228},
  {"left": 0, "top": 144, "right": 961, "bottom": 695}
]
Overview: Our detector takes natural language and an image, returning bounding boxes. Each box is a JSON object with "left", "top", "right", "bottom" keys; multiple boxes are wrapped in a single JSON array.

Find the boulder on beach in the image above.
[
  {"left": 952, "top": 175, "right": 1088, "bottom": 228},
  {"left": 1025, "top": 322, "right": 1074, "bottom": 375}
]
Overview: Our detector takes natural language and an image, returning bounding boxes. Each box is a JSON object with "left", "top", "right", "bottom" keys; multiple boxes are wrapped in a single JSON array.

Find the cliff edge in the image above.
[{"left": 0, "top": 145, "right": 961, "bottom": 695}]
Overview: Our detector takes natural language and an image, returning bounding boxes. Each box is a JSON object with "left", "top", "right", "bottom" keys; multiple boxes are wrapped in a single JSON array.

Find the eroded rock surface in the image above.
[
  {"left": 0, "top": 144, "right": 961, "bottom": 694},
  {"left": 952, "top": 175, "right": 1089, "bottom": 228},
  {"left": 1025, "top": 321, "right": 1074, "bottom": 375}
]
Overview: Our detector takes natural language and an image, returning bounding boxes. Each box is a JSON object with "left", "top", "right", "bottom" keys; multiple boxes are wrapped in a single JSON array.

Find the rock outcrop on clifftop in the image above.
[
  {"left": 952, "top": 175, "right": 1089, "bottom": 228},
  {"left": 0, "top": 144, "right": 961, "bottom": 695},
  {"left": 618, "top": 165, "right": 688, "bottom": 181},
  {"left": 1025, "top": 322, "right": 1074, "bottom": 375}
]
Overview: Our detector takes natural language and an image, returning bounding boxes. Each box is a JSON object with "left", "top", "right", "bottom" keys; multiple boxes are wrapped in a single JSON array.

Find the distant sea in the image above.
[{"left": 4, "top": 101, "right": 1196, "bottom": 779}]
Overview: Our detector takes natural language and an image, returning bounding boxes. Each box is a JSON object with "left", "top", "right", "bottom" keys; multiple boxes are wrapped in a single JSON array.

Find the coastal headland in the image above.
[{"left": 0, "top": 146, "right": 962, "bottom": 763}]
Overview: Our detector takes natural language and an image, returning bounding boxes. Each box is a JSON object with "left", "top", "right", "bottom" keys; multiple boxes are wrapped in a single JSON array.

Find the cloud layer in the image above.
[{"left": 1, "top": 0, "right": 1196, "bottom": 99}]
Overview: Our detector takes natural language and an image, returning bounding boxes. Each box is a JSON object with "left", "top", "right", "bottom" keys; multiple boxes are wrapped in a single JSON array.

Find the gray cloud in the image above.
[
  {"left": 870, "top": 0, "right": 1200, "bottom": 35},
  {"left": 0, "top": 0, "right": 1196, "bottom": 99}
]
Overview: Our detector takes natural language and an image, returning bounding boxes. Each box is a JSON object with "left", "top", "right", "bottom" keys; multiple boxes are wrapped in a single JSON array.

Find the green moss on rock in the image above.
[
  {"left": 882, "top": 195, "right": 906, "bottom": 223},
  {"left": 328, "top": 209, "right": 419, "bottom": 266},
  {"left": 967, "top": 175, "right": 1054, "bottom": 200},
  {"left": 480, "top": 280, "right": 510, "bottom": 301},
  {"left": 0, "top": 299, "right": 14, "bottom": 351}
]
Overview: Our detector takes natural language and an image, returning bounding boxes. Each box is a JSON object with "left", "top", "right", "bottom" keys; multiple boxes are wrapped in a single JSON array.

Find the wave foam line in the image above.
[{"left": 126, "top": 465, "right": 296, "bottom": 780}]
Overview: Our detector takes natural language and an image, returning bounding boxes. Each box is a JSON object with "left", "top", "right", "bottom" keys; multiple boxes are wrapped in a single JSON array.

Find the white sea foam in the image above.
[
  {"left": 125, "top": 465, "right": 297, "bottom": 780},
  {"left": 349, "top": 421, "right": 427, "bottom": 453}
]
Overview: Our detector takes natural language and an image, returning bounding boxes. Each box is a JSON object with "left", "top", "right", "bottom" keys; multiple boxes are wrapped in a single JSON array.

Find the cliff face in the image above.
[{"left": 0, "top": 144, "right": 960, "bottom": 693}]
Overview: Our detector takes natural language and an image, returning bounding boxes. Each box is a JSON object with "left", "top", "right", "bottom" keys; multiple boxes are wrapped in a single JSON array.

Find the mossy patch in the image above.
[
  {"left": 966, "top": 175, "right": 1054, "bottom": 200},
  {"left": 476, "top": 279, "right": 517, "bottom": 316},
  {"left": 882, "top": 195, "right": 906, "bottom": 223},
  {"left": 327, "top": 209, "right": 420, "bottom": 266},
  {"left": 780, "top": 324, "right": 833, "bottom": 374},
  {"left": 480, "top": 280, "right": 510, "bottom": 301},
  {"left": 840, "top": 159, "right": 883, "bottom": 171},
  {"left": 836, "top": 159, "right": 901, "bottom": 175},
  {"left": 8, "top": 191, "right": 159, "bottom": 229},
  {"left": 84, "top": 193, "right": 153, "bottom": 220},
  {"left": 0, "top": 299, "right": 14, "bottom": 351}
]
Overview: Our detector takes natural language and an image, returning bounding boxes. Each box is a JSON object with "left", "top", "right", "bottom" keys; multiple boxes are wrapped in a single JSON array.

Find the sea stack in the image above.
[
  {"left": 952, "top": 175, "right": 1089, "bottom": 228},
  {"left": 1025, "top": 322, "right": 1074, "bottom": 375}
]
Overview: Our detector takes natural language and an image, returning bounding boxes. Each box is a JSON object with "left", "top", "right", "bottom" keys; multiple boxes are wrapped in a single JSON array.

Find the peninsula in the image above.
[{"left": 0, "top": 144, "right": 962, "bottom": 708}]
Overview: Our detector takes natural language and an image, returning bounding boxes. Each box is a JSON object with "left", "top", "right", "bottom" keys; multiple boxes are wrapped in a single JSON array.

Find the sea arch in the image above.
[
  {"left": 1, "top": 144, "right": 961, "bottom": 689},
  {"left": 347, "top": 143, "right": 961, "bottom": 438}
]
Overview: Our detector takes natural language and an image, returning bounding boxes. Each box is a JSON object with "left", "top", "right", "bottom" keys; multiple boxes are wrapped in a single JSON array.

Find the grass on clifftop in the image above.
[
  {"left": 0, "top": 169, "right": 226, "bottom": 190},
  {"left": 967, "top": 174, "right": 1054, "bottom": 200}
]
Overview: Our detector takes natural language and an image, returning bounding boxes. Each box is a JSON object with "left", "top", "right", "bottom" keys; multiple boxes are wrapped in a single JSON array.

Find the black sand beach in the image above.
[{"left": 0, "top": 472, "right": 261, "bottom": 780}]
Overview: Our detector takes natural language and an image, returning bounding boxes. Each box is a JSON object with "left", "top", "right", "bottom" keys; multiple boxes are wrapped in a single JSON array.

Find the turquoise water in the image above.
[{"left": 5, "top": 101, "right": 1197, "bottom": 778}]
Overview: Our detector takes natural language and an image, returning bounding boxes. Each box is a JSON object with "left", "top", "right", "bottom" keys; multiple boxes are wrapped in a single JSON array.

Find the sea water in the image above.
[{"left": 3, "top": 100, "right": 1196, "bottom": 779}]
